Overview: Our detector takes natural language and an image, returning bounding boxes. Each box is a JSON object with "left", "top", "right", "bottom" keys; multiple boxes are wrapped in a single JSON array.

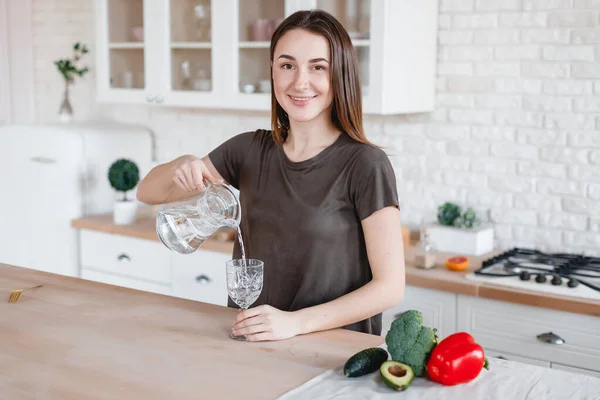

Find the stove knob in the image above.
[
  {"left": 551, "top": 275, "right": 563, "bottom": 286},
  {"left": 519, "top": 271, "right": 531, "bottom": 281},
  {"left": 567, "top": 279, "right": 579, "bottom": 288},
  {"left": 535, "top": 274, "right": 547, "bottom": 283}
]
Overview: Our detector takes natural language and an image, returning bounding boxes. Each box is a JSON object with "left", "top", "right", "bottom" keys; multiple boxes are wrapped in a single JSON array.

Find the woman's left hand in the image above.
[{"left": 232, "top": 305, "right": 302, "bottom": 341}]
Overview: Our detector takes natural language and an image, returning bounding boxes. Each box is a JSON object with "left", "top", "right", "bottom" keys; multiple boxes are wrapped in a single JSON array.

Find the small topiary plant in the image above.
[
  {"left": 108, "top": 159, "right": 140, "bottom": 201},
  {"left": 453, "top": 207, "right": 481, "bottom": 229},
  {"left": 437, "top": 202, "right": 461, "bottom": 226}
]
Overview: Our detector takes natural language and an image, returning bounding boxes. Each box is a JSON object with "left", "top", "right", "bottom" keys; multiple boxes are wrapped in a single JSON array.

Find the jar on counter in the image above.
[{"left": 415, "top": 228, "right": 436, "bottom": 269}]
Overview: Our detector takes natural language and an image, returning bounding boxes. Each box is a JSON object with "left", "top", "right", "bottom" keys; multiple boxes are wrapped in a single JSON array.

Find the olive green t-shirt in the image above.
[{"left": 208, "top": 129, "right": 399, "bottom": 335}]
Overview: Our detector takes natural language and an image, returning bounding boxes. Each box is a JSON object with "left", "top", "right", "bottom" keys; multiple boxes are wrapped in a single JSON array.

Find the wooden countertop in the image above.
[
  {"left": 71, "top": 214, "right": 600, "bottom": 318},
  {"left": 1, "top": 263, "right": 382, "bottom": 400}
]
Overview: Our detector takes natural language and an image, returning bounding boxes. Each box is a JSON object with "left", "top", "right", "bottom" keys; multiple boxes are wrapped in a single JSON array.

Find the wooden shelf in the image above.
[
  {"left": 239, "top": 41, "right": 270, "bottom": 49},
  {"left": 109, "top": 42, "right": 144, "bottom": 49},
  {"left": 352, "top": 39, "right": 370, "bottom": 47},
  {"left": 171, "top": 42, "right": 212, "bottom": 50}
]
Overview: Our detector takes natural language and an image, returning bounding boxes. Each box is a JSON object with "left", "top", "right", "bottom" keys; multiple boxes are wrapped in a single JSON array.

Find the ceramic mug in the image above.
[{"left": 251, "top": 19, "right": 271, "bottom": 41}]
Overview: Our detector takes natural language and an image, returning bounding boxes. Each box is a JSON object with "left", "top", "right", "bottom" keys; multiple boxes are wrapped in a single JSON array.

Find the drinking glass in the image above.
[{"left": 226, "top": 259, "right": 264, "bottom": 341}]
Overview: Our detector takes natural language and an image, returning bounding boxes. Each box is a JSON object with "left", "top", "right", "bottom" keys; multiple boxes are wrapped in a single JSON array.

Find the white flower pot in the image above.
[
  {"left": 113, "top": 200, "right": 138, "bottom": 225},
  {"left": 427, "top": 223, "right": 494, "bottom": 256}
]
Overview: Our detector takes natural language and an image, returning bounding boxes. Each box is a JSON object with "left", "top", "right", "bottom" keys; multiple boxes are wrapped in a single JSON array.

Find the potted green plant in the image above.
[
  {"left": 54, "top": 42, "right": 89, "bottom": 121},
  {"left": 108, "top": 158, "right": 140, "bottom": 225},
  {"left": 426, "top": 202, "right": 494, "bottom": 256}
]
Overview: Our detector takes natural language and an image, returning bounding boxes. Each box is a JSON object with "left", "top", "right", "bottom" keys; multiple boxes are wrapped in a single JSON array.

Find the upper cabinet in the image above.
[{"left": 95, "top": 0, "right": 438, "bottom": 115}]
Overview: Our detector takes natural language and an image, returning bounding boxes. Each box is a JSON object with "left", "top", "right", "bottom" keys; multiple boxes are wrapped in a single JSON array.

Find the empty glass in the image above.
[
  {"left": 227, "top": 259, "right": 264, "bottom": 341},
  {"left": 156, "top": 181, "right": 240, "bottom": 254}
]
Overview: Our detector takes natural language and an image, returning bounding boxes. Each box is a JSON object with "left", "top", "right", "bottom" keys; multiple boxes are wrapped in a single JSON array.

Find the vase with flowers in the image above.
[{"left": 54, "top": 42, "right": 89, "bottom": 121}]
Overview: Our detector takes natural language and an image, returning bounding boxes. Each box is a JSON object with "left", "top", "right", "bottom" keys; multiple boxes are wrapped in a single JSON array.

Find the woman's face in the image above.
[{"left": 272, "top": 29, "right": 334, "bottom": 126}]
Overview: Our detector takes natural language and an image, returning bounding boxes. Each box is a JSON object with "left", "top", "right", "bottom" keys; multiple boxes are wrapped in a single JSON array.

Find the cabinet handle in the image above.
[
  {"left": 117, "top": 254, "right": 131, "bottom": 262},
  {"left": 146, "top": 95, "right": 155, "bottom": 102},
  {"left": 156, "top": 95, "right": 164, "bottom": 103},
  {"left": 195, "top": 274, "right": 211, "bottom": 284},
  {"left": 537, "top": 332, "right": 565, "bottom": 345}
]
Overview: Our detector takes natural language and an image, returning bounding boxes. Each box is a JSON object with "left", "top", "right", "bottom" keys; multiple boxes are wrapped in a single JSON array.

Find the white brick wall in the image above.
[{"left": 31, "top": 0, "right": 600, "bottom": 255}]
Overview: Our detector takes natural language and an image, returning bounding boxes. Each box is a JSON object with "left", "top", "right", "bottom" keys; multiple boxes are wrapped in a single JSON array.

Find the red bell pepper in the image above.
[{"left": 426, "top": 332, "right": 489, "bottom": 386}]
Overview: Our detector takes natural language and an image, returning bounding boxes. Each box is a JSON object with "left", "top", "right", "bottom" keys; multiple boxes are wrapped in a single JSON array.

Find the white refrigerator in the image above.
[{"left": 0, "top": 120, "right": 154, "bottom": 277}]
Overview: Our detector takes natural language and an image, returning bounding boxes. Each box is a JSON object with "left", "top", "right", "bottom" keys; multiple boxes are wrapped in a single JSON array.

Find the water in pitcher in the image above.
[{"left": 156, "top": 181, "right": 241, "bottom": 254}]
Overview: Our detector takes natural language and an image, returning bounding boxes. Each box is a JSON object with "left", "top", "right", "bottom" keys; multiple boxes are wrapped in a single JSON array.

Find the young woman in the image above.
[{"left": 137, "top": 10, "right": 405, "bottom": 341}]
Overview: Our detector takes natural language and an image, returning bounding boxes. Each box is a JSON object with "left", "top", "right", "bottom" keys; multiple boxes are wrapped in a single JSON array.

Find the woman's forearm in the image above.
[
  {"left": 136, "top": 154, "right": 198, "bottom": 204},
  {"left": 294, "top": 277, "right": 405, "bottom": 335}
]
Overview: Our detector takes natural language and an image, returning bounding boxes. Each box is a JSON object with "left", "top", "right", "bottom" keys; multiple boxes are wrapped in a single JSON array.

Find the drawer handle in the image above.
[
  {"left": 196, "top": 274, "right": 211, "bottom": 284},
  {"left": 117, "top": 254, "right": 131, "bottom": 262},
  {"left": 537, "top": 332, "right": 565, "bottom": 345}
]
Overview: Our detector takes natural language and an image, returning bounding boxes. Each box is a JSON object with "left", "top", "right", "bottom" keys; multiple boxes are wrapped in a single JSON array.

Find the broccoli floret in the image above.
[{"left": 385, "top": 310, "right": 437, "bottom": 377}]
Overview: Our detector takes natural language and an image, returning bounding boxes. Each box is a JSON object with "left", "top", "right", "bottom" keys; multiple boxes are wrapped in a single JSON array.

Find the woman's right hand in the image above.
[{"left": 173, "top": 156, "right": 222, "bottom": 193}]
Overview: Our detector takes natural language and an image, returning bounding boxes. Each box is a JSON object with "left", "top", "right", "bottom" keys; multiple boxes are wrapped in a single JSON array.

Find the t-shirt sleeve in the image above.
[
  {"left": 351, "top": 147, "right": 400, "bottom": 221},
  {"left": 208, "top": 130, "right": 258, "bottom": 189}
]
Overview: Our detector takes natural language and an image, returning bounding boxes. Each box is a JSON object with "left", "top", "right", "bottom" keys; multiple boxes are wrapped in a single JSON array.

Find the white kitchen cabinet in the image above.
[
  {"left": 457, "top": 295, "right": 600, "bottom": 374},
  {"left": 79, "top": 230, "right": 172, "bottom": 295},
  {"left": 171, "top": 249, "right": 230, "bottom": 306},
  {"left": 381, "top": 285, "right": 457, "bottom": 339},
  {"left": 95, "top": 0, "right": 437, "bottom": 114}
]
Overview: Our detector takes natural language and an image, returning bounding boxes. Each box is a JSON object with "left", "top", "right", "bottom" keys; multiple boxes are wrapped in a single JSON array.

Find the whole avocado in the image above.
[{"left": 384, "top": 310, "right": 437, "bottom": 377}]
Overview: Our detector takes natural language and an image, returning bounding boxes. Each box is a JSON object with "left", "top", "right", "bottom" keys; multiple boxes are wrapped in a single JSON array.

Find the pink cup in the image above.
[{"left": 251, "top": 19, "right": 271, "bottom": 41}]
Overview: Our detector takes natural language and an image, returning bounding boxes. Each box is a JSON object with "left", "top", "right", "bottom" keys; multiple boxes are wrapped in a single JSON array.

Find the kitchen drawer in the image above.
[
  {"left": 457, "top": 295, "right": 600, "bottom": 373},
  {"left": 80, "top": 230, "right": 171, "bottom": 284},
  {"left": 382, "top": 285, "right": 457, "bottom": 339},
  {"left": 485, "top": 349, "right": 550, "bottom": 368},
  {"left": 81, "top": 269, "right": 171, "bottom": 295},
  {"left": 551, "top": 363, "right": 600, "bottom": 379},
  {"left": 171, "top": 249, "right": 230, "bottom": 306}
]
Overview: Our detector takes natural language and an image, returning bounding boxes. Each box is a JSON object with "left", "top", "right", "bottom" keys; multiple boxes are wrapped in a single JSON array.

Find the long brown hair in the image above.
[{"left": 269, "top": 10, "right": 373, "bottom": 146}]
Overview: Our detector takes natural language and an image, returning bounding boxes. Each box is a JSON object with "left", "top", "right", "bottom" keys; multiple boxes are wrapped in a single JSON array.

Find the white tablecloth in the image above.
[{"left": 277, "top": 348, "right": 600, "bottom": 400}]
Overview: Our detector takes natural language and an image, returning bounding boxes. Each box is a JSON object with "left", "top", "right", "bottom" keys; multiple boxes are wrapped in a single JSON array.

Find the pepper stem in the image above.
[{"left": 483, "top": 358, "right": 490, "bottom": 370}]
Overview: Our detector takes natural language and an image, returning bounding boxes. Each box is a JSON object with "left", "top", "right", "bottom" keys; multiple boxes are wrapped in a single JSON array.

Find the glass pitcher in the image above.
[{"left": 155, "top": 181, "right": 240, "bottom": 254}]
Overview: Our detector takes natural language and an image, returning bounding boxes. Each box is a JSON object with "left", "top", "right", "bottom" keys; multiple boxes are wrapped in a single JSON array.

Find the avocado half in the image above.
[{"left": 380, "top": 361, "right": 415, "bottom": 391}]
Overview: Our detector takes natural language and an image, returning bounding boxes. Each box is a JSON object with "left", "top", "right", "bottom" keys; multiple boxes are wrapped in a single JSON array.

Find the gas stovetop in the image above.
[{"left": 466, "top": 248, "right": 600, "bottom": 301}]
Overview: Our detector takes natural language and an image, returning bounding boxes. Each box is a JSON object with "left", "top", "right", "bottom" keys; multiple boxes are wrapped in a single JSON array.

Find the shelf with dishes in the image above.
[{"left": 171, "top": 42, "right": 212, "bottom": 50}]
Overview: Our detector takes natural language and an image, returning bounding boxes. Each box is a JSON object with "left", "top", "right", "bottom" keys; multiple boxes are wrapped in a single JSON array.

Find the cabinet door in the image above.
[
  {"left": 381, "top": 285, "right": 457, "bottom": 339},
  {"left": 299, "top": 0, "right": 437, "bottom": 114},
  {"left": 0, "top": 133, "right": 37, "bottom": 269},
  {"left": 225, "top": 0, "right": 287, "bottom": 111},
  {"left": 0, "top": 129, "right": 82, "bottom": 276},
  {"left": 26, "top": 134, "right": 83, "bottom": 277},
  {"left": 171, "top": 249, "right": 230, "bottom": 306},
  {"left": 156, "top": 0, "right": 223, "bottom": 108},
  {"left": 95, "top": 0, "right": 159, "bottom": 104},
  {"left": 308, "top": 0, "right": 372, "bottom": 102}
]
